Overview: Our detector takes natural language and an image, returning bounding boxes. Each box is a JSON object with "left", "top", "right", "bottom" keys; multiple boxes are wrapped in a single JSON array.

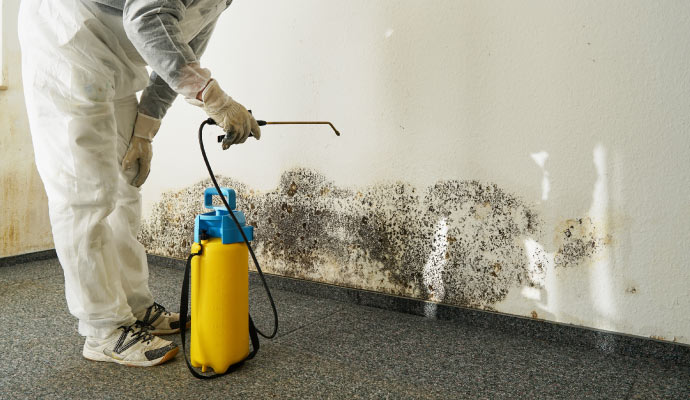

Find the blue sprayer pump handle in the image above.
[
  {"left": 195, "top": 187, "right": 253, "bottom": 244},
  {"left": 204, "top": 187, "right": 236, "bottom": 214}
]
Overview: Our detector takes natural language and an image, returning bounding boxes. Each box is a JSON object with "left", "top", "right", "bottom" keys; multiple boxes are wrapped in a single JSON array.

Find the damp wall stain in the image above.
[
  {"left": 139, "top": 168, "right": 608, "bottom": 309},
  {"left": 0, "top": 168, "right": 54, "bottom": 257},
  {"left": 0, "top": 12, "right": 54, "bottom": 258}
]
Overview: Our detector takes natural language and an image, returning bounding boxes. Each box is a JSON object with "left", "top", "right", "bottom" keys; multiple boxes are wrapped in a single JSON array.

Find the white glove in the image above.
[
  {"left": 192, "top": 79, "right": 261, "bottom": 150},
  {"left": 122, "top": 112, "right": 161, "bottom": 187}
]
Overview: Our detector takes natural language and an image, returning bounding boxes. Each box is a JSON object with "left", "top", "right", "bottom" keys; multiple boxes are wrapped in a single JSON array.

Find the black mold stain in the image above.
[
  {"left": 554, "top": 217, "right": 607, "bottom": 268},
  {"left": 139, "top": 168, "right": 607, "bottom": 309},
  {"left": 422, "top": 180, "right": 541, "bottom": 307}
]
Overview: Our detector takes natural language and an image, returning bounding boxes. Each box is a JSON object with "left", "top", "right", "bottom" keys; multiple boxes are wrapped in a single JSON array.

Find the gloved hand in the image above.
[
  {"left": 194, "top": 79, "right": 261, "bottom": 150},
  {"left": 122, "top": 112, "right": 161, "bottom": 187}
]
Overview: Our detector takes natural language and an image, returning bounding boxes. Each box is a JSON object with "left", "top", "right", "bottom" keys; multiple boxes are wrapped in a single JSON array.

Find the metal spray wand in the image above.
[
  {"left": 215, "top": 117, "right": 340, "bottom": 146},
  {"left": 257, "top": 120, "right": 340, "bottom": 136}
]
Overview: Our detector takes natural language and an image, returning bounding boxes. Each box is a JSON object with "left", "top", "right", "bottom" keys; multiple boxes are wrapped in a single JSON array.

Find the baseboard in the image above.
[
  {"left": 146, "top": 253, "right": 690, "bottom": 366},
  {"left": 0, "top": 249, "right": 57, "bottom": 267}
]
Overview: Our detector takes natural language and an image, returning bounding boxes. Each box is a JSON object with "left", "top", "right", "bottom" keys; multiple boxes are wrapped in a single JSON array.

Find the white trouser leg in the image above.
[
  {"left": 110, "top": 96, "right": 155, "bottom": 316},
  {"left": 26, "top": 94, "right": 137, "bottom": 339},
  {"left": 19, "top": 0, "right": 150, "bottom": 339}
]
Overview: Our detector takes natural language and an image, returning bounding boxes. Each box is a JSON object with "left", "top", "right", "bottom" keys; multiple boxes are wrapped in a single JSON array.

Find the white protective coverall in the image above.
[{"left": 19, "top": 0, "right": 230, "bottom": 338}]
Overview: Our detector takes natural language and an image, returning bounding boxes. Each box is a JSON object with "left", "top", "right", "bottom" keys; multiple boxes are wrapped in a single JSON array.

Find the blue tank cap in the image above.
[{"left": 194, "top": 187, "right": 254, "bottom": 244}]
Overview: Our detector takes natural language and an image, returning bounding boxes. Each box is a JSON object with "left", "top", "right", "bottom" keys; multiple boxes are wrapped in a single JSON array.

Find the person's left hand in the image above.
[{"left": 122, "top": 112, "right": 161, "bottom": 187}]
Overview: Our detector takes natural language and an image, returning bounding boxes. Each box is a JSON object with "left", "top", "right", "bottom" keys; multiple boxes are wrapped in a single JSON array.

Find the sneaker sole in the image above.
[
  {"left": 83, "top": 346, "right": 179, "bottom": 367},
  {"left": 151, "top": 320, "right": 191, "bottom": 336}
]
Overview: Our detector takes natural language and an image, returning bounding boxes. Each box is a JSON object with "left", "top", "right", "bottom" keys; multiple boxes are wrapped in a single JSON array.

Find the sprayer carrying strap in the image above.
[{"left": 179, "top": 248, "right": 260, "bottom": 379}]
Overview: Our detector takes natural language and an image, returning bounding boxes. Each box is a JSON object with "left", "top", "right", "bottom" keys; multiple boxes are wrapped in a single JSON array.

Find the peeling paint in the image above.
[
  {"left": 650, "top": 336, "right": 681, "bottom": 344},
  {"left": 139, "top": 168, "right": 609, "bottom": 309}
]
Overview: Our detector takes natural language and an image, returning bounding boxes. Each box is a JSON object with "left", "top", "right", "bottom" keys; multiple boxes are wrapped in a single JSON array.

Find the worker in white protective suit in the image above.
[{"left": 18, "top": 0, "right": 260, "bottom": 367}]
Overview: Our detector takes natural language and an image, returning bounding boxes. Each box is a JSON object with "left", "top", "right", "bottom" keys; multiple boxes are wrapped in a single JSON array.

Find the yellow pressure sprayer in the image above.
[
  {"left": 189, "top": 187, "right": 255, "bottom": 374},
  {"left": 179, "top": 117, "right": 339, "bottom": 379}
]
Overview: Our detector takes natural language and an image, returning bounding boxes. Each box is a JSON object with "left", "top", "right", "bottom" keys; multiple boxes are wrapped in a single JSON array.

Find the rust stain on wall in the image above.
[{"left": 140, "top": 168, "right": 608, "bottom": 309}]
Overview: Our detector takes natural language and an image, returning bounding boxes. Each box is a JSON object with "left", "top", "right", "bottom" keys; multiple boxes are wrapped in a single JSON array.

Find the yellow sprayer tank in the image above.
[{"left": 189, "top": 188, "right": 254, "bottom": 374}]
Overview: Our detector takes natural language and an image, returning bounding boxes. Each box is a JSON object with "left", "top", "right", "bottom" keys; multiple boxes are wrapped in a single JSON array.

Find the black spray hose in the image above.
[{"left": 198, "top": 118, "right": 278, "bottom": 339}]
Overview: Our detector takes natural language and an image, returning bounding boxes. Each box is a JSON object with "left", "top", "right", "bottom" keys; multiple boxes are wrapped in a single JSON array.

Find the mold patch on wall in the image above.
[
  {"left": 554, "top": 218, "right": 609, "bottom": 268},
  {"left": 140, "top": 168, "right": 608, "bottom": 309}
]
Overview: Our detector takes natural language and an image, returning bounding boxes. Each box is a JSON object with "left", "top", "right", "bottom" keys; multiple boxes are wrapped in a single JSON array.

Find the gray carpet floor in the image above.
[{"left": 1, "top": 258, "right": 688, "bottom": 399}]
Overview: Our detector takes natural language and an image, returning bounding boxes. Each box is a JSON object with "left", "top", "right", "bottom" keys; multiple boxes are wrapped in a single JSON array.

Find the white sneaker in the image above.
[
  {"left": 82, "top": 322, "right": 178, "bottom": 367},
  {"left": 135, "top": 302, "right": 190, "bottom": 335}
]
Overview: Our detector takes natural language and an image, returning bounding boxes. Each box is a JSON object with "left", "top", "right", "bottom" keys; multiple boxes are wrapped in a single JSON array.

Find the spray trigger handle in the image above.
[{"left": 215, "top": 111, "right": 264, "bottom": 143}]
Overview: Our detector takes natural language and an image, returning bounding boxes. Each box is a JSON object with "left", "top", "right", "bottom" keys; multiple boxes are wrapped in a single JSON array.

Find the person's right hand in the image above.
[
  {"left": 198, "top": 79, "right": 261, "bottom": 150},
  {"left": 122, "top": 112, "right": 160, "bottom": 187}
]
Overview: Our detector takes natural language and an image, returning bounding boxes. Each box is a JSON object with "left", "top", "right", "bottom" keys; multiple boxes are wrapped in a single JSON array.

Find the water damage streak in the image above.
[{"left": 139, "top": 168, "right": 606, "bottom": 309}]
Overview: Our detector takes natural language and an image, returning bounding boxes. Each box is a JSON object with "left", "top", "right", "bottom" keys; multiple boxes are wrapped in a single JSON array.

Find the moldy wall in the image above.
[{"left": 138, "top": 0, "right": 690, "bottom": 345}]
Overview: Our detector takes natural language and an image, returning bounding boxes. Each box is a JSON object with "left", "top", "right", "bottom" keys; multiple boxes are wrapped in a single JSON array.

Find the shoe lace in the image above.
[
  {"left": 152, "top": 302, "right": 171, "bottom": 316},
  {"left": 113, "top": 322, "right": 154, "bottom": 353},
  {"left": 126, "top": 321, "right": 154, "bottom": 345},
  {"left": 140, "top": 302, "right": 171, "bottom": 329}
]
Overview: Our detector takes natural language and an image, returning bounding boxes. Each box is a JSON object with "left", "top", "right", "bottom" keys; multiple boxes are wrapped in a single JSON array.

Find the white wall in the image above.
[
  {"left": 2, "top": 0, "right": 686, "bottom": 345},
  {"left": 142, "top": 0, "right": 690, "bottom": 345},
  {"left": 0, "top": 0, "right": 53, "bottom": 257}
]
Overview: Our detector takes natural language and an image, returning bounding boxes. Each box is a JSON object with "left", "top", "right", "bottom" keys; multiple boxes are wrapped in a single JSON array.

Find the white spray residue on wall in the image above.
[
  {"left": 422, "top": 218, "right": 448, "bottom": 318},
  {"left": 588, "top": 144, "right": 615, "bottom": 327},
  {"left": 530, "top": 151, "right": 551, "bottom": 201}
]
